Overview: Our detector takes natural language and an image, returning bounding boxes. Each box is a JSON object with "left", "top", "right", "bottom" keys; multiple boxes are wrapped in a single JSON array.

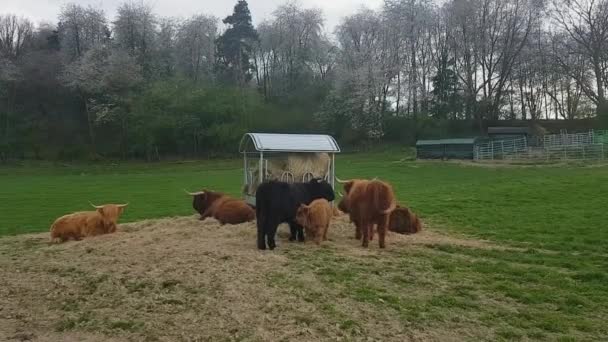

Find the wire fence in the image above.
[
  {"left": 475, "top": 137, "right": 528, "bottom": 160},
  {"left": 475, "top": 130, "right": 607, "bottom": 162}
]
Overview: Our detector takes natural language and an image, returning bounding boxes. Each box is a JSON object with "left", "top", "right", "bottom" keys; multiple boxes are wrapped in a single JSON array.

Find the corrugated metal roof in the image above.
[
  {"left": 239, "top": 133, "right": 341, "bottom": 153},
  {"left": 416, "top": 138, "right": 478, "bottom": 146}
]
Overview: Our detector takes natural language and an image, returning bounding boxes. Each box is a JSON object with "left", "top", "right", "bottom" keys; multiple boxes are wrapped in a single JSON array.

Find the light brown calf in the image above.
[{"left": 295, "top": 198, "right": 333, "bottom": 245}]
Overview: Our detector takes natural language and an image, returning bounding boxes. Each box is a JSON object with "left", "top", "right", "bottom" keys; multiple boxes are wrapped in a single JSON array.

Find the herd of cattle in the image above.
[{"left": 49, "top": 177, "right": 422, "bottom": 249}]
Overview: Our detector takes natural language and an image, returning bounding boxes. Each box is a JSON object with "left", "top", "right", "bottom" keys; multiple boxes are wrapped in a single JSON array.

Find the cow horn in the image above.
[
  {"left": 335, "top": 176, "right": 349, "bottom": 184},
  {"left": 337, "top": 191, "right": 344, "bottom": 198},
  {"left": 184, "top": 189, "right": 205, "bottom": 196},
  {"left": 89, "top": 201, "right": 104, "bottom": 209},
  {"left": 117, "top": 203, "right": 129, "bottom": 208}
]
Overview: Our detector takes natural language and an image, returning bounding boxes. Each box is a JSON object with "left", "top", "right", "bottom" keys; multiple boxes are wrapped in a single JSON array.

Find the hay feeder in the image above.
[{"left": 239, "top": 133, "right": 341, "bottom": 207}]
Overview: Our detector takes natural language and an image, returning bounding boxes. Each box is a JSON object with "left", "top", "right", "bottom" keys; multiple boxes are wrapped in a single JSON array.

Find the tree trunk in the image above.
[
  {"left": 83, "top": 97, "right": 96, "bottom": 154},
  {"left": 594, "top": 60, "right": 608, "bottom": 121},
  {"left": 396, "top": 72, "right": 401, "bottom": 116}
]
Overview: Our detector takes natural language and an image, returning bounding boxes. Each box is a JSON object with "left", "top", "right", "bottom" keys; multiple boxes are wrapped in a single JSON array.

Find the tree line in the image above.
[{"left": 1, "top": 0, "right": 607, "bottom": 160}]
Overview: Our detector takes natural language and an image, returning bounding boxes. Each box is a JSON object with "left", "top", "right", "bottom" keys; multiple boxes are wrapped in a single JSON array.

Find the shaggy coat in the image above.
[
  {"left": 340, "top": 179, "right": 396, "bottom": 248},
  {"left": 50, "top": 204, "right": 127, "bottom": 242},
  {"left": 190, "top": 190, "right": 255, "bottom": 225},
  {"left": 295, "top": 199, "right": 333, "bottom": 245},
  {"left": 255, "top": 178, "right": 335, "bottom": 250},
  {"left": 389, "top": 205, "right": 422, "bottom": 235},
  {"left": 338, "top": 196, "right": 421, "bottom": 235}
]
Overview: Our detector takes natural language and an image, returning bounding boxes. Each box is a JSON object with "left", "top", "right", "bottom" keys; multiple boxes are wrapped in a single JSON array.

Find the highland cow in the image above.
[
  {"left": 295, "top": 199, "right": 333, "bottom": 245},
  {"left": 389, "top": 205, "right": 422, "bottom": 235},
  {"left": 50, "top": 203, "right": 128, "bottom": 242},
  {"left": 337, "top": 178, "right": 396, "bottom": 248},
  {"left": 255, "top": 178, "right": 335, "bottom": 250},
  {"left": 186, "top": 190, "right": 255, "bottom": 225}
]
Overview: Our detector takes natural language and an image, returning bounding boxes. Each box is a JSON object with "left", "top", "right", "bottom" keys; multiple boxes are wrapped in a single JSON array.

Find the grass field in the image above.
[{"left": 1, "top": 153, "right": 608, "bottom": 341}]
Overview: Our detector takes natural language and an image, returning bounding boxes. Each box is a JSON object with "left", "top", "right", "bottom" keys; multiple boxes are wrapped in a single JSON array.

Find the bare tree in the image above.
[
  {"left": 176, "top": 15, "right": 218, "bottom": 83},
  {"left": 114, "top": 1, "right": 158, "bottom": 77},
  {"left": 552, "top": 0, "right": 608, "bottom": 118},
  {"left": 57, "top": 3, "right": 109, "bottom": 60},
  {"left": 254, "top": 2, "right": 325, "bottom": 99},
  {"left": 0, "top": 15, "right": 33, "bottom": 59}
]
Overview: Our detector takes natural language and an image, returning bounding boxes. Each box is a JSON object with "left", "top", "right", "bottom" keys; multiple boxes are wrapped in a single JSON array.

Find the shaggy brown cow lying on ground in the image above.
[
  {"left": 295, "top": 198, "right": 333, "bottom": 245},
  {"left": 50, "top": 203, "right": 128, "bottom": 242},
  {"left": 337, "top": 178, "right": 396, "bottom": 248},
  {"left": 186, "top": 190, "right": 255, "bottom": 225},
  {"left": 339, "top": 192, "right": 422, "bottom": 236},
  {"left": 389, "top": 205, "right": 422, "bottom": 235}
]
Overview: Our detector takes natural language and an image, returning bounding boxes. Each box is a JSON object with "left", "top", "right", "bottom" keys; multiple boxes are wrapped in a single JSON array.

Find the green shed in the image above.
[{"left": 416, "top": 138, "right": 480, "bottom": 160}]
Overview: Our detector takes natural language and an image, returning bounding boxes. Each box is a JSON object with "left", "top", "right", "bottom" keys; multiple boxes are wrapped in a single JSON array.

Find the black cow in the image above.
[{"left": 255, "top": 178, "right": 335, "bottom": 250}]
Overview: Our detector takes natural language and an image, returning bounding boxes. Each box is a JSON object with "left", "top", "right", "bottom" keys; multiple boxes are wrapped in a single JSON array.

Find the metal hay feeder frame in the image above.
[{"left": 238, "top": 133, "right": 341, "bottom": 207}]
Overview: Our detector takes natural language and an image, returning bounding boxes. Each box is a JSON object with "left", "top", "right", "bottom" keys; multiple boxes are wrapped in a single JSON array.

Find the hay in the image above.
[
  {"left": 0, "top": 215, "right": 515, "bottom": 342},
  {"left": 244, "top": 153, "right": 331, "bottom": 195}
]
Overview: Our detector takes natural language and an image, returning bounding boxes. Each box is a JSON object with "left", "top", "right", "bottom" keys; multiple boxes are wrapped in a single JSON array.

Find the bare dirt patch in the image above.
[{"left": 0, "top": 214, "right": 514, "bottom": 341}]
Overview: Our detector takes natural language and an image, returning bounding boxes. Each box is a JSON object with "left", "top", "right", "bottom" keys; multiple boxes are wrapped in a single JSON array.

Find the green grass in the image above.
[
  {"left": 2, "top": 154, "right": 608, "bottom": 252},
  {"left": 2, "top": 154, "right": 608, "bottom": 339},
  {"left": 0, "top": 159, "right": 242, "bottom": 235}
]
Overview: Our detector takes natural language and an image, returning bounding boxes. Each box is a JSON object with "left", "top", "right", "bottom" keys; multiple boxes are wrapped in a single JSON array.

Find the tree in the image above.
[
  {"left": 57, "top": 3, "right": 109, "bottom": 60},
  {"left": 552, "top": 0, "right": 608, "bottom": 121},
  {"left": 176, "top": 15, "right": 218, "bottom": 83},
  {"left": 216, "top": 0, "right": 259, "bottom": 86},
  {"left": 62, "top": 46, "right": 142, "bottom": 154},
  {"left": 0, "top": 15, "right": 33, "bottom": 59},
  {"left": 113, "top": 1, "right": 158, "bottom": 78}
]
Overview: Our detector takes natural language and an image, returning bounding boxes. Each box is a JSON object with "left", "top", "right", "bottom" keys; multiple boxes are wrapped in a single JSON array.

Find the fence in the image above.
[
  {"left": 475, "top": 130, "right": 607, "bottom": 162},
  {"left": 475, "top": 137, "right": 528, "bottom": 160},
  {"left": 544, "top": 130, "right": 595, "bottom": 149}
]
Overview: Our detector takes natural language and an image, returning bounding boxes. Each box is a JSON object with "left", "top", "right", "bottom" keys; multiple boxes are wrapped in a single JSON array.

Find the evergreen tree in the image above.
[
  {"left": 215, "top": 0, "right": 259, "bottom": 86},
  {"left": 431, "top": 55, "right": 462, "bottom": 120}
]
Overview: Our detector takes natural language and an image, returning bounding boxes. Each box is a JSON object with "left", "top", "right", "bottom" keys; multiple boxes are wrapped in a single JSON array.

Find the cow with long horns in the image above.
[
  {"left": 255, "top": 178, "right": 335, "bottom": 250},
  {"left": 336, "top": 177, "right": 396, "bottom": 248},
  {"left": 50, "top": 203, "right": 128, "bottom": 242},
  {"left": 186, "top": 189, "right": 255, "bottom": 225}
]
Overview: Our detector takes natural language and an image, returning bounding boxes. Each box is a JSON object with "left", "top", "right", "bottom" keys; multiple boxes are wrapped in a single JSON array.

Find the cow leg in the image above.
[
  {"left": 289, "top": 223, "right": 298, "bottom": 242},
  {"left": 256, "top": 215, "right": 267, "bottom": 250},
  {"left": 297, "top": 225, "right": 305, "bottom": 242},
  {"left": 289, "top": 221, "right": 305, "bottom": 242},
  {"left": 323, "top": 225, "right": 328, "bottom": 241},
  {"left": 313, "top": 227, "right": 322, "bottom": 245},
  {"left": 267, "top": 222, "right": 279, "bottom": 250},
  {"left": 378, "top": 218, "right": 388, "bottom": 249},
  {"left": 354, "top": 220, "right": 362, "bottom": 240},
  {"left": 361, "top": 222, "right": 370, "bottom": 248}
]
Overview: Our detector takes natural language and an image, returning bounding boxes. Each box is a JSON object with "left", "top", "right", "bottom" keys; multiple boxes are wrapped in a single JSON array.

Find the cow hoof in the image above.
[{"left": 288, "top": 237, "right": 296, "bottom": 242}]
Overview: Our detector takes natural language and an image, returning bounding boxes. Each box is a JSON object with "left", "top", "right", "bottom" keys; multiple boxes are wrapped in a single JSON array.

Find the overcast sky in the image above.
[{"left": 0, "top": 0, "right": 384, "bottom": 32}]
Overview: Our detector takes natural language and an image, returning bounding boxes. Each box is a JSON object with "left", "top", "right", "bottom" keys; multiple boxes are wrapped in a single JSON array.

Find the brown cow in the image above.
[
  {"left": 50, "top": 203, "right": 128, "bottom": 242},
  {"left": 295, "top": 198, "right": 333, "bottom": 245},
  {"left": 389, "top": 205, "right": 422, "bottom": 235},
  {"left": 337, "top": 178, "right": 396, "bottom": 248},
  {"left": 339, "top": 193, "right": 421, "bottom": 235},
  {"left": 186, "top": 190, "right": 255, "bottom": 225}
]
